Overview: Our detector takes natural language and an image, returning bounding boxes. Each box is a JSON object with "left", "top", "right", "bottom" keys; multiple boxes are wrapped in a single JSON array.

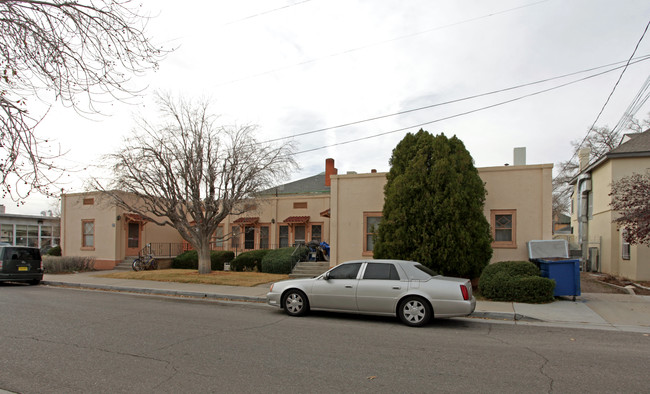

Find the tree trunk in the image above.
[{"left": 197, "top": 242, "right": 212, "bottom": 274}]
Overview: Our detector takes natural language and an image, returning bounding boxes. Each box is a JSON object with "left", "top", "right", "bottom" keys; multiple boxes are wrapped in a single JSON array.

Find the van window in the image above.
[{"left": 4, "top": 247, "right": 40, "bottom": 261}]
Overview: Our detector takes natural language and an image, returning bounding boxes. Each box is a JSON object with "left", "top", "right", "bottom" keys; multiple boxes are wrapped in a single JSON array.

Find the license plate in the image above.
[{"left": 18, "top": 266, "right": 28, "bottom": 271}]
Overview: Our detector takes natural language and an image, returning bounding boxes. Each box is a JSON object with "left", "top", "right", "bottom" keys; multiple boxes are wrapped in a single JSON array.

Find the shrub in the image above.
[
  {"left": 171, "top": 250, "right": 234, "bottom": 270},
  {"left": 231, "top": 249, "right": 270, "bottom": 272},
  {"left": 46, "top": 245, "right": 62, "bottom": 256},
  {"left": 261, "top": 246, "right": 308, "bottom": 274},
  {"left": 43, "top": 256, "right": 95, "bottom": 273},
  {"left": 478, "top": 261, "right": 555, "bottom": 303}
]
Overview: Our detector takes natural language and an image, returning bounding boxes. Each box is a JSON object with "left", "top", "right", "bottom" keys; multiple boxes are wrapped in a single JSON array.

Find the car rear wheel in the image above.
[
  {"left": 283, "top": 289, "right": 309, "bottom": 317},
  {"left": 398, "top": 296, "right": 432, "bottom": 327},
  {"left": 30, "top": 279, "right": 40, "bottom": 286}
]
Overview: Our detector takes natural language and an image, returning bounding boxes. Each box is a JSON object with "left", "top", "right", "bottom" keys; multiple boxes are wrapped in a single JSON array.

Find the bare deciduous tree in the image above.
[
  {"left": 1, "top": 0, "right": 166, "bottom": 201},
  {"left": 610, "top": 173, "right": 650, "bottom": 246},
  {"left": 94, "top": 94, "right": 296, "bottom": 274},
  {"left": 552, "top": 116, "right": 649, "bottom": 217}
]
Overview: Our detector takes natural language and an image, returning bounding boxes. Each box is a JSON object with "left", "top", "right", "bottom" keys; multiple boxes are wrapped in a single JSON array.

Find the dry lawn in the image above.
[{"left": 98, "top": 269, "right": 290, "bottom": 287}]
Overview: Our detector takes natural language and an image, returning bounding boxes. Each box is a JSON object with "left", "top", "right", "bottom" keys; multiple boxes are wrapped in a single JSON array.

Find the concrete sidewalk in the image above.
[{"left": 42, "top": 271, "right": 650, "bottom": 333}]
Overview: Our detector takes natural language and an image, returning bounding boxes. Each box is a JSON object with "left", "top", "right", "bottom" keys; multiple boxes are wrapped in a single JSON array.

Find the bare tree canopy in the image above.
[
  {"left": 553, "top": 113, "right": 650, "bottom": 217},
  {"left": 1, "top": 0, "right": 166, "bottom": 201},
  {"left": 95, "top": 93, "right": 296, "bottom": 274},
  {"left": 610, "top": 173, "right": 650, "bottom": 246}
]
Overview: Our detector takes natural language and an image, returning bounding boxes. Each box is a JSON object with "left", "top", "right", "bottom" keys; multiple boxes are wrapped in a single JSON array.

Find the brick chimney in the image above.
[{"left": 325, "top": 158, "right": 337, "bottom": 186}]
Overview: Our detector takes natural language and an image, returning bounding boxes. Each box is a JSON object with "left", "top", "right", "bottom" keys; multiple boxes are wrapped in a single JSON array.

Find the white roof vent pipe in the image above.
[{"left": 514, "top": 147, "right": 526, "bottom": 166}]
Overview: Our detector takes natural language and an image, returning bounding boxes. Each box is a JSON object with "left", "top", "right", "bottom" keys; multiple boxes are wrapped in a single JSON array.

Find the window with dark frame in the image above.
[
  {"left": 279, "top": 225, "right": 289, "bottom": 248},
  {"left": 244, "top": 226, "right": 255, "bottom": 249},
  {"left": 260, "top": 226, "right": 269, "bottom": 249},
  {"left": 311, "top": 224, "right": 322, "bottom": 243}
]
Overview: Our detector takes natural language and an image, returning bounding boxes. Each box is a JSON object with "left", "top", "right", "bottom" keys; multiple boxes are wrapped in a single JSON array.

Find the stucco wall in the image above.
[
  {"left": 330, "top": 164, "right": 553, "bottom": 267},
  {"left": 571, "top": 156, "right": 650, "bottom": 280},
  {"left": 481, "top": 164, "right": 553, "bottom": 262},
  {"left": 62, "top": 192, "right": 120, "bottom": 269},
  {"left": 221, "top": 194, "right": 331, "bottom": 250}
]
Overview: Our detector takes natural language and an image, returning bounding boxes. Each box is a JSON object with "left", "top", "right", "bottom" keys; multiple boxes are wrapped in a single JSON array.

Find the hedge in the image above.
[
  {"left": 46, "top": 245, "right": 62, "bottom": 256},
  {"left": 171, "top": 250, "right": 234, "bottom": 270},
  {"left": 231, "top": 249, "right": 270, "bottom": 272},
  {"left": 261, "top": 246, "right": 308, "bottom": 274},
  {"left": 478, "top": 261, "right": 555, "bottom": 303},
  {"left": 43, "top": 256, "right": 95, "bottom": 273}
]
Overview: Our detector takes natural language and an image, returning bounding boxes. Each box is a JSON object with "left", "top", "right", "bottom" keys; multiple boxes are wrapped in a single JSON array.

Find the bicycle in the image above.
[{"left": 132, "top": 253, "right": 158, "bottom": 271}]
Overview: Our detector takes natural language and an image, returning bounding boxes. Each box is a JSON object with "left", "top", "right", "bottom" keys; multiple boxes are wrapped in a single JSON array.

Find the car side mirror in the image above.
[{"left": 323, "top": 272, "right": 330, "bottom": 280}]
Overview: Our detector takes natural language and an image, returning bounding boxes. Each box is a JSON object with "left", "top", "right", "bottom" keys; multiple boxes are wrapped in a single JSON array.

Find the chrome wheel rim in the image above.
[
  {"left": 286, "top": 293, "right": 304, "bottom": 313},
  {"left": 403, "top": 300, "right": 426, "bottom": 323}
]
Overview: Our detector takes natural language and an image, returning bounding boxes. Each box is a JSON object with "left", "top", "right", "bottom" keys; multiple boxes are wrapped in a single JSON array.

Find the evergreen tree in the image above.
[{"left": 373, "top": 130, "right": 492, "bottom": 278}]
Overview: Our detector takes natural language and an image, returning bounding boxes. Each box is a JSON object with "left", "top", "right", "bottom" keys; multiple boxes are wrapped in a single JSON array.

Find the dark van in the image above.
[{"left": 0, "top": 246, "right": 43, "bottom": 285}]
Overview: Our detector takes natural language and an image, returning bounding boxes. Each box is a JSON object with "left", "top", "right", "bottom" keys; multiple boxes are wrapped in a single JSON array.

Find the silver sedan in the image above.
[{"left": 266, "top": 259, "right": 475, "bottom": 327}]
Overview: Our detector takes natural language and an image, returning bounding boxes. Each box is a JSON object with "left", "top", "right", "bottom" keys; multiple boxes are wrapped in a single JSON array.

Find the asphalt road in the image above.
[{"left": 1, "top": 284, "right": 649, "bottom": 393}]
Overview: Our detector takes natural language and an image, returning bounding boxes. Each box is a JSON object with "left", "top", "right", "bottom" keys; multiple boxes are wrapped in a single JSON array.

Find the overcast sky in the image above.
[{"left": 4, "top": 0, "right": 650, "bottom": 215}]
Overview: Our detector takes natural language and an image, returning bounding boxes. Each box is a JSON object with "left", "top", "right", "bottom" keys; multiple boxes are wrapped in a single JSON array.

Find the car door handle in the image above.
[
  {"left": 345, "top": 285, "right": 353, "bottom": 288},
  {"left": 392, "top": 286, "right": 401, "bottom": 290}
]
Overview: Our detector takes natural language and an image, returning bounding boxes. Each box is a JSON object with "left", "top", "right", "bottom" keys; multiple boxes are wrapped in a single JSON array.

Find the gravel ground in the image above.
[{"left": 580, "top": 271, "right": 650, "bottom": 295}]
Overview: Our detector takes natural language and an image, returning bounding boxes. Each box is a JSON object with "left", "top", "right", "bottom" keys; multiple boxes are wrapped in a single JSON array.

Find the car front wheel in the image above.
[
  {"left": 283, "top": 290, "right": 309, "bottom": 317},
  {"left": 398, "top": 296, "right": 432, "bottom": 327}
]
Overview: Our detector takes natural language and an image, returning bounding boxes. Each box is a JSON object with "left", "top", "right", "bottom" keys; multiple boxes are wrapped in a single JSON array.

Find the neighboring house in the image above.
[
  {"left": 571, "top": 129, "right": 650, "bottom": 281},
  {"left": 553, "top": 213, "right": 571, "bottom": 234},
  {"left": 0, "top": 205, "right": 60, "bottom": 251},
  {"left": 61, "top": 152, "right": 553, "bottom": 271},
  {"left": 61, "top": 192, "right": 183, "bottom": 269}
]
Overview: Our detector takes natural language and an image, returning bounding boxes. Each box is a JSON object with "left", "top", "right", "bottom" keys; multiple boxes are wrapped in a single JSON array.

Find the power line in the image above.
[
  {"left": 554, "top": 18, "right": 650, "bottom": 181},
  {"left": 264, "top": 55, "right": 650, "bottom": 144},
  {"left": 216, "top": 0, "right": 551, "bottom": 87},
  {"left": 221, "top": 0, "right": 315, "bottom": 27},
  {"left": 292, "top": 57, "right": 650, "bottom": 155}
]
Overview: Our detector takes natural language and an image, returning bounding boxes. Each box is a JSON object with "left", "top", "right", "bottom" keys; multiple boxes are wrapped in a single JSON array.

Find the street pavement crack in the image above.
[
  {"left": 7, "top": 334, "right": 172, "bottom": 366},
  {"left": 525, "top": 346, "right": 554, "bottom": 393}
]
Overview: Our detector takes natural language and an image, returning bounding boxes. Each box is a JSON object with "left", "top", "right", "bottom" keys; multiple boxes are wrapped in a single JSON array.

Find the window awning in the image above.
[
  {"left": 283, "top": 216, "right": 310, "bottom": 224},
  {"left": 123, "top": 213, "right": 149, "bottom": 223},
  {"left": 233, "top": 217, "right": 259, "bottom": 225}
]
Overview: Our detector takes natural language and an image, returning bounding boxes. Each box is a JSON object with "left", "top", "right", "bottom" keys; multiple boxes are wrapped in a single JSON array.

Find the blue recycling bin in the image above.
[{"left": 537, "top": 258, "right": 581, "bottom": 299}]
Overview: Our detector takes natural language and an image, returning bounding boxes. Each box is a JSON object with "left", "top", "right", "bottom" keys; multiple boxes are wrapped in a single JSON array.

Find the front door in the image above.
[{"left": 126, "top": 222, "right": 141, "bottom": 255}]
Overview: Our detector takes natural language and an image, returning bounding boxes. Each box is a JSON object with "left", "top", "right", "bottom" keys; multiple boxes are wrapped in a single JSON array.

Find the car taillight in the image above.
[
  {"left": 460, "top": 284, "right": 469, "bottom": 300},
  {"left": 269, "top": 283, "right": 274, "bottom": 292}
]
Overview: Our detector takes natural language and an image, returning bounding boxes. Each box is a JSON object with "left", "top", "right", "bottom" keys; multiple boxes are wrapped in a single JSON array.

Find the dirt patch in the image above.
[{"left": 580, "top": 272, "right": 650, "bottom": 295}]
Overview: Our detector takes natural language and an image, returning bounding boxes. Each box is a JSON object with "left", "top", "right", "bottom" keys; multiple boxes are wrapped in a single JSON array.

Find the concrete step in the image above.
[
  {"left": 290, "top": 261, "right": 330, "bottom": 278},
  {"left": 114, "top": 256, "right": 139, "bottom": 271}
]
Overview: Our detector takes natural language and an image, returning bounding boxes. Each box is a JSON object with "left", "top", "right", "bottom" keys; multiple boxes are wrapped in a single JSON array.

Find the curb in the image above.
[
  {"left": 470, "top": 311, "right": 540, "bottom": 322},
  {"left": 42, "top": 281, "right": 266, "bottom": 303},
  {"left": 43, "top": 281, "right": 540, "bottom": 322}
]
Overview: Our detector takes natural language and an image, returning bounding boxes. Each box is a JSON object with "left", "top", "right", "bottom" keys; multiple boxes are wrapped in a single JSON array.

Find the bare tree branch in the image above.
[
  {"left": 93, "top": 93, "right": 296, "bottom": 274},
  {"left": 1, "top": 0, "right": 167, "bottom": 201}
]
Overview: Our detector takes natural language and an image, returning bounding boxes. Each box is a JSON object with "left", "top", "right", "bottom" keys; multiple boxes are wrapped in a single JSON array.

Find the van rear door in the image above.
[{"left": 2, "top": 247, "right": 42, "bottom": 273}]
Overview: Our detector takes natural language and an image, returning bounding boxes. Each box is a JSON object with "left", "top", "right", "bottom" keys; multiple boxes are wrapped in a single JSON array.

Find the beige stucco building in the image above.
[
  {"left": 330, "top": 162, "right": 553, "bottom": 265},
  {"left": 61, "top": 155, "right": 553, "bottom": 272},
  {"left": 571, "top": 130, "right": 650, "bottom": 281}
]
